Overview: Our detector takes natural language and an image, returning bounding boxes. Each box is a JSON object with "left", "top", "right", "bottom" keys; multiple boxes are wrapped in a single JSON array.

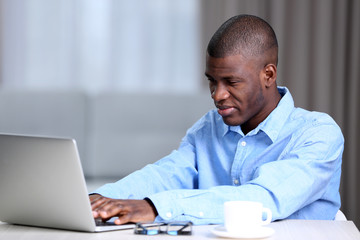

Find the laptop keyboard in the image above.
[{"left": 95, "top": 218, "right": 116, "bottom": 226}]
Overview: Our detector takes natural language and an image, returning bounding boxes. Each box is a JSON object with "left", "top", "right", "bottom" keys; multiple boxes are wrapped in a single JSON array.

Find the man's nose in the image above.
[{"left": 211, "top": 83, "right": 230, "bottom": 103}]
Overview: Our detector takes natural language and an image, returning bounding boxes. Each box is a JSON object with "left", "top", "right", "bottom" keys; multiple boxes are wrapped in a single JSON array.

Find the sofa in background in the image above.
[{"left": 0, "top": 89, "right": 213, "bottom": 180}]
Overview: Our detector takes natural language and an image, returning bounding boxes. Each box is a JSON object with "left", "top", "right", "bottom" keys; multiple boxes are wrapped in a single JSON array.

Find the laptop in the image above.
[{"left": 0, "top": 133, "right": 135, "bottom": 232}]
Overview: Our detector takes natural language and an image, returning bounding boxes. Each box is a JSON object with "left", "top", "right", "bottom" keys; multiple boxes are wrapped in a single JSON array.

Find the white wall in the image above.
[{"left": 0, "top": 0, "right": 203, "bottom": 94}]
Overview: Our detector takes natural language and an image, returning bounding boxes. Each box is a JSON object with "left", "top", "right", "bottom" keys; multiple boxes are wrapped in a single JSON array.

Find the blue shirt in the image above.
[{"left": 93, "top": 87, "right": 344, "bottom": 225}]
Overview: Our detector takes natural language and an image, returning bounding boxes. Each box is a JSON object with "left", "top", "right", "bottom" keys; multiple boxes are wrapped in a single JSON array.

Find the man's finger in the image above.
[
  {"left": 91, "top": 196, "right": 115, "bottom": 219},
  {"left": 89, "top": 194, "right": 102, "bottom": 202},
  {"left": 91, "top": 196, "right": 109, "bottom": 210},
  {"left": 114, "top": 212, "right": 131, "bottom": 225},
  {"left": 98, "top": 200, "right": 125, "bottom": 218}
]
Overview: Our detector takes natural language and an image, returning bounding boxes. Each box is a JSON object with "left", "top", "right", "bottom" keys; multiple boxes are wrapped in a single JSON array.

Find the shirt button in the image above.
[
  {"left": 199, "top": 212, "right": 204, "bottom": 217},
  {"left": 234, "top": 179, "right": 239, "bottom": 185},
  {"left": 166, "top": 212, "right": 172, "bottom": 218},
  {"left": 241, "top": 141, "right": 246, "bottom": 147}
]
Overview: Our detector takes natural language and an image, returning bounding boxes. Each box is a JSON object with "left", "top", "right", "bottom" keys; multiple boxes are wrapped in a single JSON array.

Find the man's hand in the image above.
[{"left": 89, "top": 194, "right": 158, "bottom": 225}]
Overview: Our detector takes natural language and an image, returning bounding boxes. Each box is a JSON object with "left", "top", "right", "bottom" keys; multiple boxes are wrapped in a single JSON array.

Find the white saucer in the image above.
[{"left": 211, "top": 226, "right": 275, "bottom": 239}]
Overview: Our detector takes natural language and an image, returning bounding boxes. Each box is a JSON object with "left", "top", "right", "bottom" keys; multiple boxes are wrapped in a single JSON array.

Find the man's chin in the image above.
[{"left": 222, "top": 116, "right": 241, "bottom": 126}]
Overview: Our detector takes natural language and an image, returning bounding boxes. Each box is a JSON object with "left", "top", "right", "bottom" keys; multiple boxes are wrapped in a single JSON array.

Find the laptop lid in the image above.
[{"left": 0, "top": 134, "right": 134, "bottom": 232}]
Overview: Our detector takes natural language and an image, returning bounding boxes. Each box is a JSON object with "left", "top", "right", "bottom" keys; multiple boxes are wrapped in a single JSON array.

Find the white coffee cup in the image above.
[{"left": 224, "top": 201, "right": 272, "bottom": 233}]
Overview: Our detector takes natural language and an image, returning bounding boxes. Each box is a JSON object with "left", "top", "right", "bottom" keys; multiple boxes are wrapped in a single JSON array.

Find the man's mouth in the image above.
[{"left": 217, "top": 106, "right": 235, "bottom": 117}]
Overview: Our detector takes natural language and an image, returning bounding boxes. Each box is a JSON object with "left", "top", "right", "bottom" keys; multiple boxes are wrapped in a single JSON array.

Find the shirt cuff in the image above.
[{"left": 148, "top": 189, "right": 223, "bottom": 225}]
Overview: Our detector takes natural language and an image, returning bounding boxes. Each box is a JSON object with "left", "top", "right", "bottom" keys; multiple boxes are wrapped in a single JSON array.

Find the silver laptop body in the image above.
[{"left": 0, "top": 134, "right": 134, "bottom": 232}]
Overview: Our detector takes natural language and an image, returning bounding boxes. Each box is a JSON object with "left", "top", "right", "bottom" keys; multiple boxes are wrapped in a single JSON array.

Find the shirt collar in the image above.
[
  {"left": 221, "top": 86, "right": 295, "bottom": 142},
  {"left": 256, "top": 86, "right": 294, "bottom": 142}
]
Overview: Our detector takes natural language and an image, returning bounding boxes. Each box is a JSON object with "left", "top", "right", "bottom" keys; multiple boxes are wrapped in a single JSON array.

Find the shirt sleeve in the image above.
[
  {"left": 91, "top": 112, "right": 214, "bottom": 199},
  {"left": 148, "top": 121, "right": 344, "bottom": 224},
  {"left": 91, "top": 136, "right": 199, "bottom": 200}
]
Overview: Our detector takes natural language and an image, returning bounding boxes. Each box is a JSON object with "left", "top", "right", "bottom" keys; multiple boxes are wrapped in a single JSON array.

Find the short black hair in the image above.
[{"left": 207, "top": 14, "right": 278, "bottom": 65}]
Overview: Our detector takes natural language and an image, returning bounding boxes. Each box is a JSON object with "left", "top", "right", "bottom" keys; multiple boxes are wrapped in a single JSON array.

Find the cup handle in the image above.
[{"left": 261, "top": 207, "right": 272, "bottom": 225}]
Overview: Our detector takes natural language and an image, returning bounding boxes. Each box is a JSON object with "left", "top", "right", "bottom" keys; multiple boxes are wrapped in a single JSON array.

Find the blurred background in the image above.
[{"left": 0, "top": 0, "right": 359, "bottom": 226}]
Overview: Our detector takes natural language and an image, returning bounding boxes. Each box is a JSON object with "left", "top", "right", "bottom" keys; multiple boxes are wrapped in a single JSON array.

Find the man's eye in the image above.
[
  {"left": 228, "top": 81, "right": 238, "bottom": 85},
  {"left": 228, "top": 79, "right": 242, "bottom": 85}
]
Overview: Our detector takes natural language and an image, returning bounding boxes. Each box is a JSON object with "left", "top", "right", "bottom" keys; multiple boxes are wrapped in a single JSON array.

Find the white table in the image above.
[{"left": 0, "top": 220, "right": 359, "bottom": 240}]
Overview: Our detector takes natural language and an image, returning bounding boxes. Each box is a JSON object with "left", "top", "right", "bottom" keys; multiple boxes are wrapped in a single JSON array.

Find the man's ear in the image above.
[{"left": 263, "top": 64, "right": 277, "bottom": 88}]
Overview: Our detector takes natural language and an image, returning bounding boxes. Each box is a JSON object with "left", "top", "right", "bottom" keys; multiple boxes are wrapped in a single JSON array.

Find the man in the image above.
[{"left": 90, "top": 14, "right": 344, "bottom": 225}]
